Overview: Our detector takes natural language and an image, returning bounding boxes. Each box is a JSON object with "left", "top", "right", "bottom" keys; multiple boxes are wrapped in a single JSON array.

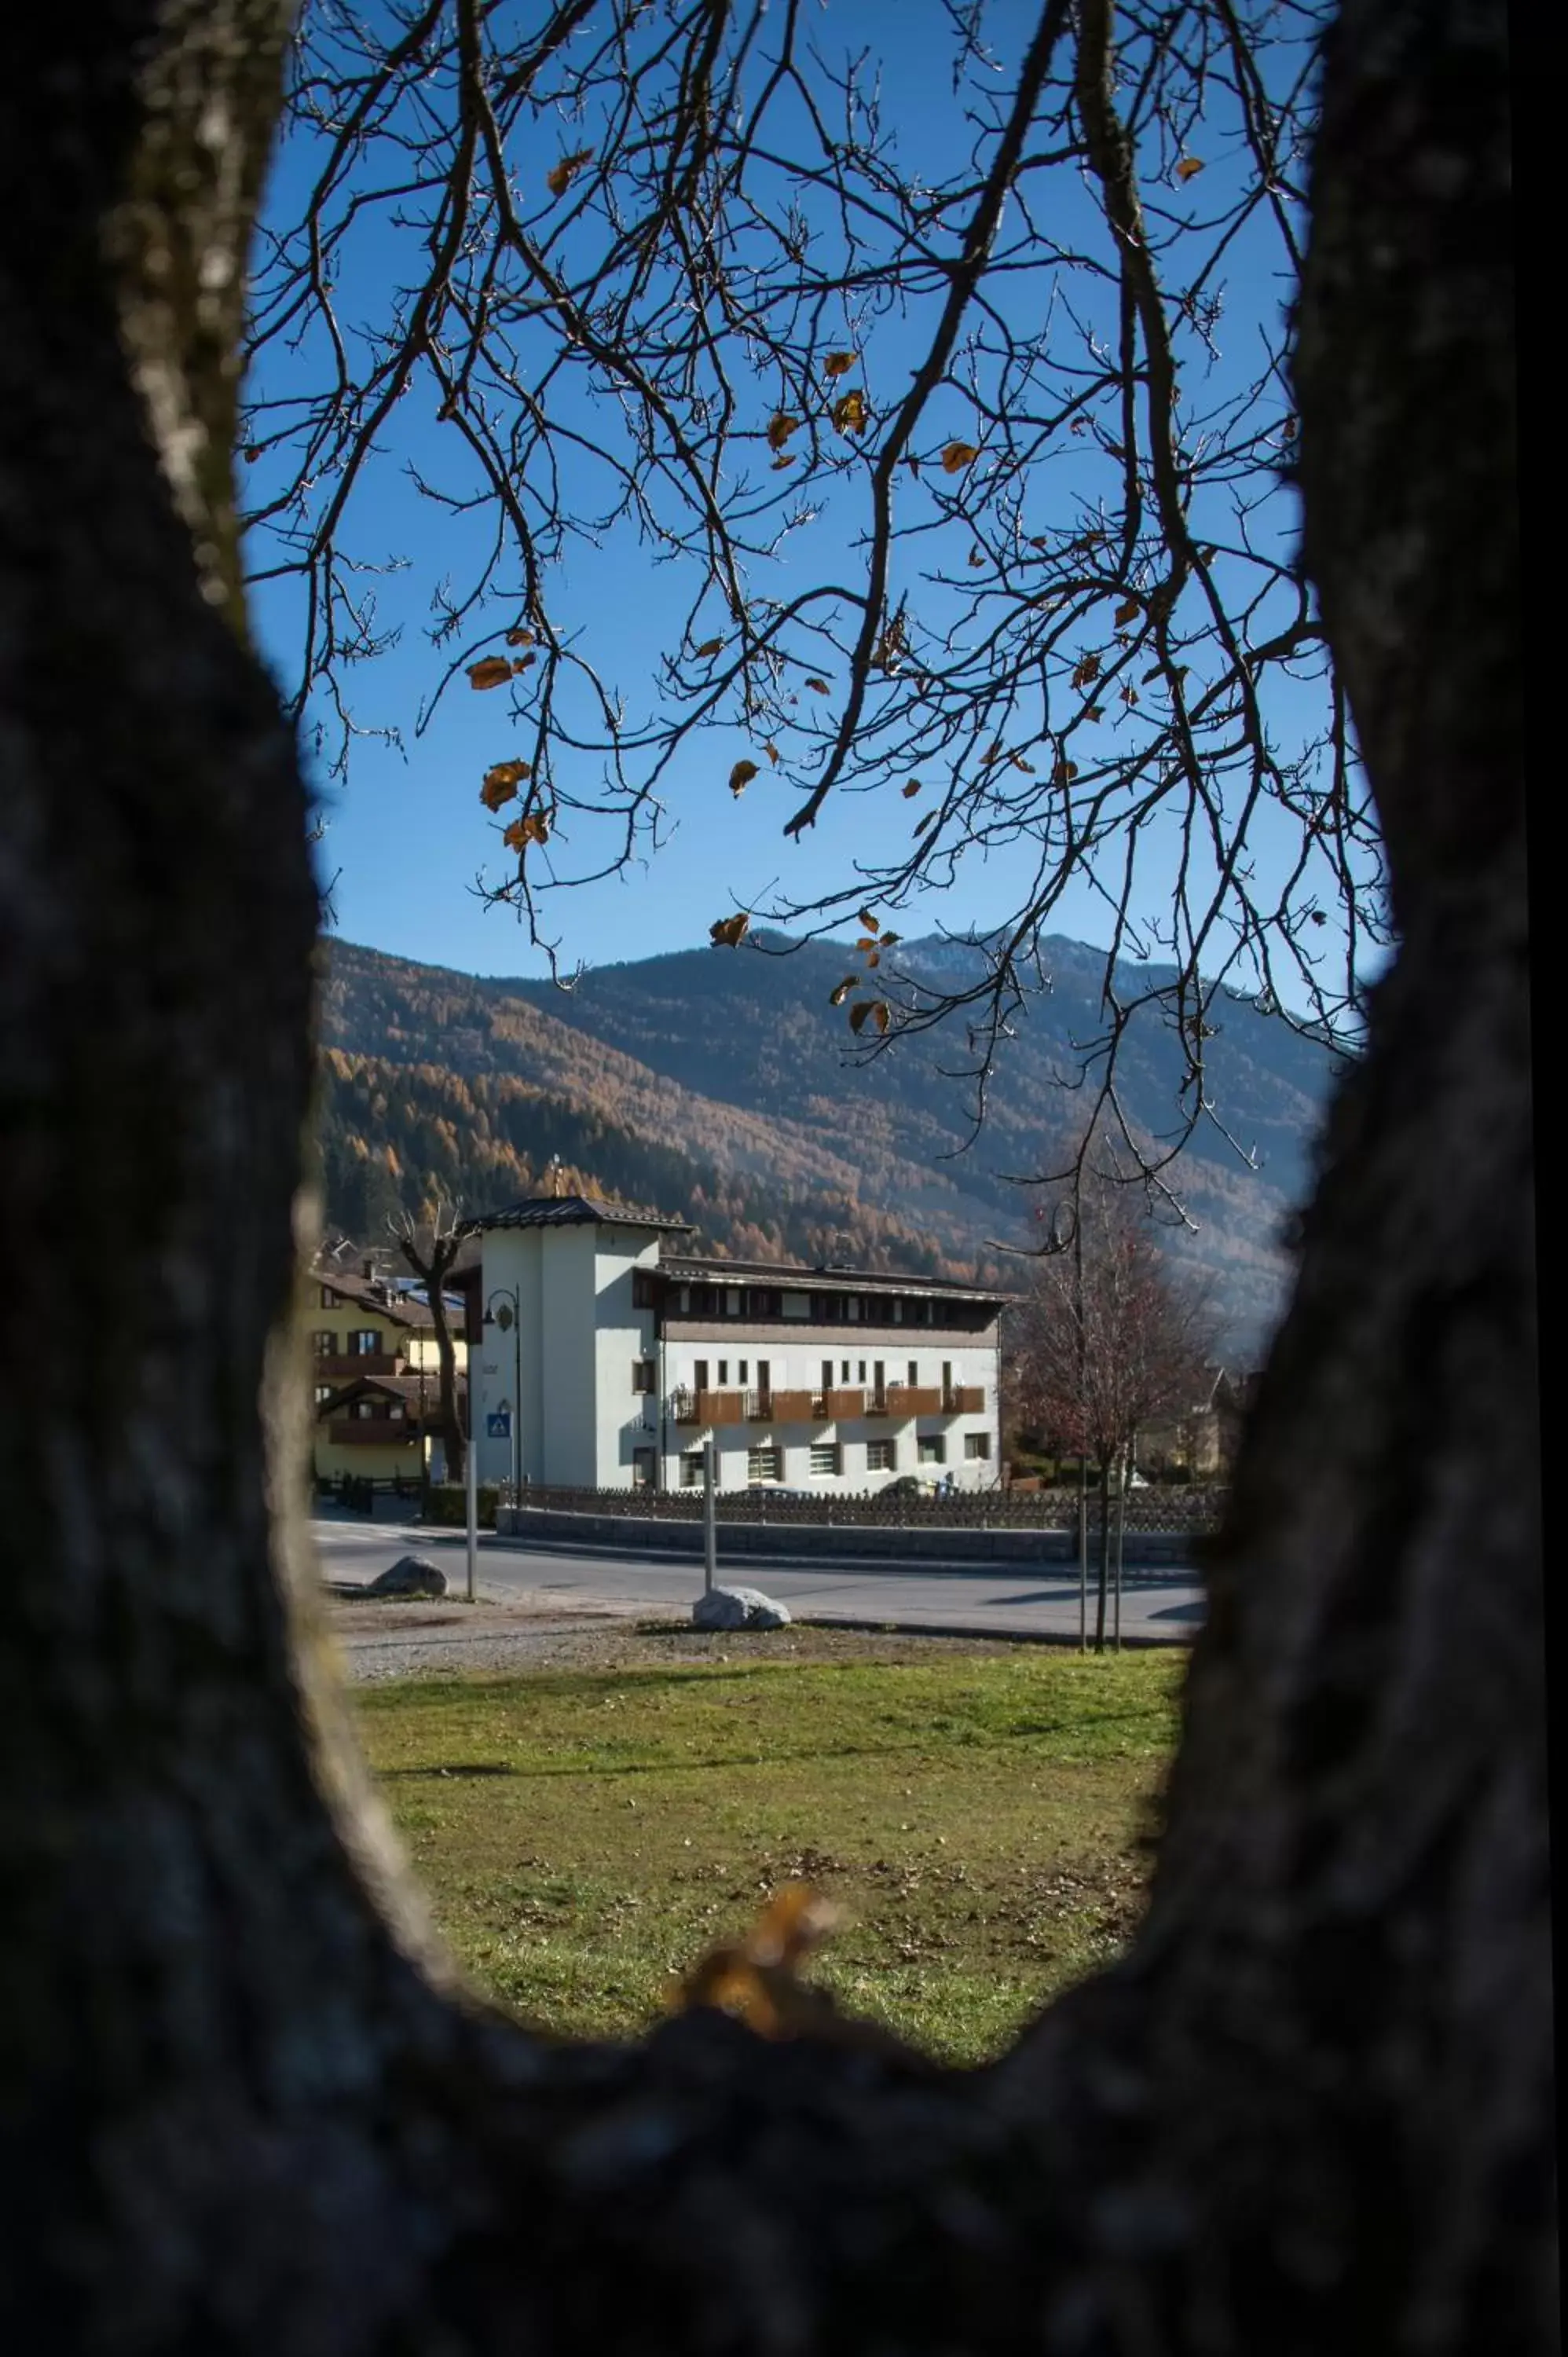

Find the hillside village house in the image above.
[
  {"left": 310, "top": 1260, "right": 463, "bottom": 1486},
  {"left": 463, "top": 1195, "right": 1005, "bottom": 1497}
]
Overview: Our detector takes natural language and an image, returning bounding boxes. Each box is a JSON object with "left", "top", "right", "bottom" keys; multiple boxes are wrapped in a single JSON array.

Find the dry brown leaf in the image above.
[
  {"left": 828, "top": 977, "right": 859, "bottom": 1008},
  {"left": 709, "top": 912, "right": 750, "bottom": 948},
  {"left": 941, "top": 441, "right": 980, "bottom": 474},
  {"left": 1072, "top": 652, "right": 1101, "bottom": 690},
  {"left": 901, "top": 779, "right": 923, "bottom": 798},
  {"left": 878, "top": 932, "right": 901, "bottom": 950},
  {"left": 1052, "top": 755, "right": 1079, "bottom": 786},
  {"left": 503, "top": 811, "right": 551, "bottom": 850},
  {"left": 764, "top": 742, "right": 780, "bottom": 764},
  {"left": 694, "top": 638, "right": 724, "bottom": 658},
  {"left": 467, "top": 657, "right": 513, "bottom": 691},
  {"left": 767, "top": 412, "right": 801, "bottom": 451},
  {"left": 1175, "top": 156, "right": 1204, "bottom": 182},
  {"left": 857, "top": 909, "right": 879, "bottom": 933},
  {"left": 547, "top": 148, "right": 594, "bottom": 197},
  {"left": 822, "top": 350, "right": 857, "bottom": 379},
  {"left": 804, "top": 677, "right": 830, "bottom": 694},
  {"left": 831, "top": 387, "right": 868, "bottom": 434},
  {"left": 511, "top": 653, "right": 536, "bottom": 673},
  {"left": 479, "top": 760, "right": 531, "bottom": 811},
  {"left": 505, "top": 628, "right": 537, "bottom": 648},
  {"left": 1114, "top": 597, "right": 1140, "bottom": 625},
  {"left": 728, "top": 760, "right": 759, "bottom": 796},
  {"left": 968, "top": 548, "right": 985, "bottom": 567},
  {"left": 771, "top": 453, "right": 796, "bottom": 471}
]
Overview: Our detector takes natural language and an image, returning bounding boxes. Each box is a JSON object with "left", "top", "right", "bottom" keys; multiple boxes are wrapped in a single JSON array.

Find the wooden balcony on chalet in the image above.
[
  {"left": 314, "top": 1351, "right": 406, "bottom": 1380},
  {"left": 324, "top": 1417, "right": 421, "bottom": 1448},
  {"left": 758, "top": 1388, "right": 820, "bottom": 1423}
]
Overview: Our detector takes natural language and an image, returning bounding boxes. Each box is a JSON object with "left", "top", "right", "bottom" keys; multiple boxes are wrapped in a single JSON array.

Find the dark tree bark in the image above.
[{"left": 0, "top": 3, "right": 1543, "bottom": 2355}]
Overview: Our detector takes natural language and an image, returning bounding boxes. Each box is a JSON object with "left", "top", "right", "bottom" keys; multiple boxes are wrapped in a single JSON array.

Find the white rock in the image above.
[{"left": 692, "top": 1585, "right": 792, "bottom": 1631}]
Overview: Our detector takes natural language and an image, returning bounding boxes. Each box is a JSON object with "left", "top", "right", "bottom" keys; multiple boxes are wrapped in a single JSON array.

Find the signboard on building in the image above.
[{"left": 486, "top": 1411, "right": 511, "bottom": 1439}]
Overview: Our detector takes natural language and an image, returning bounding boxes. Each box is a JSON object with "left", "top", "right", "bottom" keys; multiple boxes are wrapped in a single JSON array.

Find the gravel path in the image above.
[{"left": 328, "top": 1595, "right": 1035, "bottom": 1682}]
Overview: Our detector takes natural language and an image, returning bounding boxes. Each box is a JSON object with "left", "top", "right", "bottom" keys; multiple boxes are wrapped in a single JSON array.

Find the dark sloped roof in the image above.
[
  {"left": 314, "top": 1370, "right": 466, "bottom": 1417},
  {"left": 310, "top": 1263, "right": 435, "bottom": 1328},
  {"left": 473, "top": 1193, "right": 691, "bottom": 1234}
]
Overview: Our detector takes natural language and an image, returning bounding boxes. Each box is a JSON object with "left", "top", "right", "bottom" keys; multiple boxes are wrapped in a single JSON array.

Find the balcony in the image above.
[
  {"left": 314, "top": 1351, "right": 405, "bottom": 1381},
  {"left": 760, "top": 1389, "right": 823, "bottom": 1423},
  {"left": 943, "top": 1386, "right": 986, "bottom": 1414},
  {"left": 669, "top": 1387, "right": 748, "bottom": 1426},
  {"left": 824, "top": 1387, "right": 866, "bottom": 1419},
  {"left": 324, "top": 1417, "right": 421, "bottom": 1448},
  {"left": 870, "top": 1384, "right": 943, "bottom": 1418}
]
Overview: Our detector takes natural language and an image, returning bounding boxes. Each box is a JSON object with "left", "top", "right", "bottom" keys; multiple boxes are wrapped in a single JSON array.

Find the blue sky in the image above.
[{"left": 244, "top": 0, "right": 1364, "bottom": 1001}]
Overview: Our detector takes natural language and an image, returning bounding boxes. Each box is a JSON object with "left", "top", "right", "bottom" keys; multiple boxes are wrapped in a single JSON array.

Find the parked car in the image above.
[{"left": 878, "top": 1473, "right": 940, "bottom": 1500}]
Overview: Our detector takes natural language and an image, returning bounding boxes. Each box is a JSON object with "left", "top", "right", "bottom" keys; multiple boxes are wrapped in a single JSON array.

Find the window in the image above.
[
  {"left": 918, "top": 1435, "right": 947, "bottom": 1465},
  {"left": 858, "top": 1361, "right": 867, "bottom": 1384},
  {"left": 690, "top": 1284, "right": 722, "bottom": 1314},
  {"left": 311, "top": 1330, "right": 335, "bottom": 1358},
  {"left": 748, "top": 1285, "right": 782, "bottom": 1318},
  {"left": 353, "top": 1400, "right": 378, "bottom": 1420},
  {"left": 716, "top": 1360, "right": 729, "bottom": 1387},
  {"left": 632, "top": 1360, "right": 656, "bottom": 1394},
  {"left": 907, "top": 1361, "right": 919, "bottom": 1388},
  {"left": 632, "top": 1447, "right": 656, "bottom": 1489},
  {"left": 841, "top": 1360, "right": 851, "bottom": 1383},
  {"left": 942, "top": 1362, "right": 953, "bottom": 1396},
  {"left": 350, "top": 1329, "right": 381, "bottom": 1356},
  {"left": 314, "top": 1385, "right": 333, "bottom": 1407},
  {"left": 866, "top": 1439, "right": 896, "bottom": 1472},
  {"left": 821, "top": 1360, "right": 833, "bottom": 1396},
  {"left": 387, "top": 1402, "right": 405, "bottom": 1421},
  {"left": 738, "top": 1360, "right": 749, "bottom": 1386},
  {"left": 632, "top": 1269, "right": 659, "bottom": 1308},
  {"left": 809, "top": 1442, "right": 842, "bottom": 1478},
  {"left": 694, "top": 1359, "right": 709, "bottom": 1395},
  {"left": 757, "top": 1359, "right": 771, "bottom": 1402},
  {"left": 747, "top": 1446, "right": 782, "bottom": 1484},
  {"left": 965, "top": 1431, "right": 991, "bottom": 1460},
  {"left": 319, "top": 1285, "right": 337, "bottom": 1309},
  {"left": 873, "top": 1360, "right": 886, "bottom": 1403},
  {"left": 680, "top": 1451, "right": 706, "bottom": 1489}
]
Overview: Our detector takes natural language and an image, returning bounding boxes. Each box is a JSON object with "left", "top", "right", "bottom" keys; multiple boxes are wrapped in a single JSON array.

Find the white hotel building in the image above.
[{"left": 467, "top": 1195, "right": 1005, "bottom": 1496}]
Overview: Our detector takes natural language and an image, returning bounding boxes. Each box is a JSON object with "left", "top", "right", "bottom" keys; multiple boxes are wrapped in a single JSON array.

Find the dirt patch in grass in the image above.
[{"left": 354, "top": 1628, "right": 1181, "bottom": 2064}]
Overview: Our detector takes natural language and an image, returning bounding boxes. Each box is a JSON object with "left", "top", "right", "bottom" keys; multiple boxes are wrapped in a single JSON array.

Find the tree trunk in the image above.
[{"left": 0, "top": 2, "right": 1544, "bottom": 2353}]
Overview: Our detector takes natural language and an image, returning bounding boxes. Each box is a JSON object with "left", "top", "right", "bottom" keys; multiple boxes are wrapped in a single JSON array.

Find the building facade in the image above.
[
  {"left": 468, "top": 1197, "right": 1005, "bottom": 1496},
  {"left": 309, "top": 1260, "right": 455, "bottom": 1484}
]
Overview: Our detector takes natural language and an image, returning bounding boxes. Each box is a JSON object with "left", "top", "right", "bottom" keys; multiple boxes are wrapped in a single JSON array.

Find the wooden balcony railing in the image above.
[
  {"left": 943, "top": 1386, "right": 986, "bottom": 1414},
  {"left": 669, "top": 1387, "right": 748, "bottom": 1427},
  {"left": 324, "top": 1418, "right": 420, "bottom": 1448},
  {"left": 314, "top": 1351, "right": 405, "bottom": 1381},
  {"left": 824, "top": 1387, "right": 866, "bottom": 1419},
  {"left": 870, "top": 1384, "right": 943, "bottom": 1418},
  {"left": 760, "top": 1388, "right": 821, "bottom": 1423}
]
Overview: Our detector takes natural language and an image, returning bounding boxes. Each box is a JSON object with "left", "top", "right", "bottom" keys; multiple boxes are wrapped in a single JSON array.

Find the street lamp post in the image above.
[{"left": 484, "top": 1286, "right": 524, "bottom": 1505}]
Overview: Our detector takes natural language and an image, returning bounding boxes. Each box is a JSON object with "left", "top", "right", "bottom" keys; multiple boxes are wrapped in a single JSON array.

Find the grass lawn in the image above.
[{"left": 355, "top": 1626, "right": 1184, "bottom": 2066}]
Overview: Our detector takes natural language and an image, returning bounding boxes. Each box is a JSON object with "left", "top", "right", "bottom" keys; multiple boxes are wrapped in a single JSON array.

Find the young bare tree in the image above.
[
  {"left": 1016, "top": 1173, "right": 1222, "bottom": 1645},
  {"left": 391, "top": 1193, "right": 473, "bottom": 1486},
  {"left": 0, "top": 1, "right": 1538, "bottom": 2351}
]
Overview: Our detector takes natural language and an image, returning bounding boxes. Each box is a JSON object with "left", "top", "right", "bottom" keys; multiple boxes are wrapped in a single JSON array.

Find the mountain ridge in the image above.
[{"left": 317, "top": 929, "right": 1341, "bottom": 1352}]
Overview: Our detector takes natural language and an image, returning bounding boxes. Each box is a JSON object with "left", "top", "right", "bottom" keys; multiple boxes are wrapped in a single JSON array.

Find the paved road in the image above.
[{"left": 313, "top": 1515, "right": 1205, "bottom": 1645}]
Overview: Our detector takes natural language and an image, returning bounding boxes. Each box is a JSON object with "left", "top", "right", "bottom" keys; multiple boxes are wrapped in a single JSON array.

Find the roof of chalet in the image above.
[
  {"left": 314, "top": 1369, "right": 466, "bottom": 1418},
  {"left": 655, "top": 1252, "right": 1009, "bottom": 1307},
  {"left": 472, "top": 1193, "right": 693, "bottom": 1234},
  {"left": 311, "top": 1263, "right": 436, "bottom": 1328}
]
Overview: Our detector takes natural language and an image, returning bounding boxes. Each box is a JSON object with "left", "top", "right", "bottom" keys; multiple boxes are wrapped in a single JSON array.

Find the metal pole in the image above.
[
  {"left": 465, "top": 1334, "right": 478, "bottom": 1604},
  {"left": 702, "top": 1435, "right": 717, "bottom": 1595},
  {"left": 1113, "top": 1450, "right": 1125, "bottom": 1651},
  {"left": 512, "top": 1293, "right": 522, "bottom": 1504}
]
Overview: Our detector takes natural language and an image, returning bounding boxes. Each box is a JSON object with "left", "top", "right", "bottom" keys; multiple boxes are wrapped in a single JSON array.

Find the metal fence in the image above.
[{"left": 495, "top": 1480, "right": 1226, "bottom": 1534}]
